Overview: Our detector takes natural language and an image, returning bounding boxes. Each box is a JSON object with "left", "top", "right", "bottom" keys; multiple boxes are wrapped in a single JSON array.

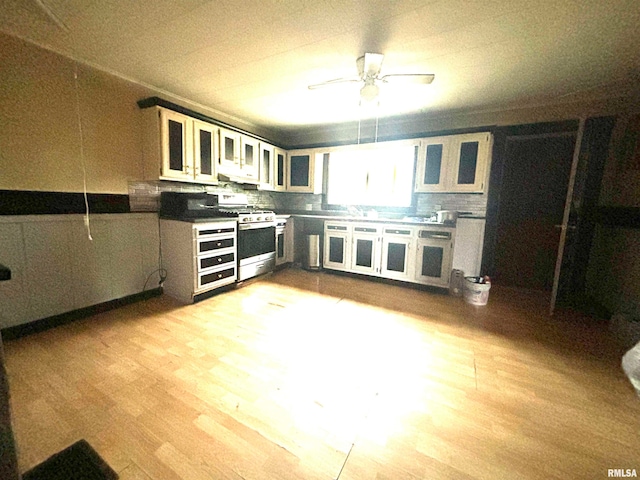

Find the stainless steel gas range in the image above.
[
  {"left": 215, "top": 195, "right": 276, "bottom": 281},
  {"left": 159, "top": 192, "right": 276, "bottom": 284}
]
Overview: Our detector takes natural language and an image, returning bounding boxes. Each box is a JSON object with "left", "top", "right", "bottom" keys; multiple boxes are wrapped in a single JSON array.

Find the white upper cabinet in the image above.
[
  {"left": 142, "top": 107, "right": 218, "bottom": 184},
  {"left": 415, "top": 132, "right": 492, "bottom": 193},
  {"left": 218, "top": 128, "right": 261, "bottom": 183},
  {"left": 274, "top": 148, "right": 287, "bottom": 191},
  {"left": 287, "top": 149, "right": 323, "bottom": 193},
  {"left": 192, "top": 120, "right": 218, "bottom": 184},
  {"left": 219, "top": 128, "right": 241, "bottom": 173},
  {"left": 415, "top": 136, "right": 450, "bottom": 192},
  {"left": 259, "top": 143, "right": 275, "bottom": 189},
  {"left": 240, "top": 136, "right": 260, "bottom": 180}
]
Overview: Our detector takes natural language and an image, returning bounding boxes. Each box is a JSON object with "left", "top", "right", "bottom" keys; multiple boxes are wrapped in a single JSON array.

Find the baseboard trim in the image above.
[{"left": 1, "top": 288, "right": 162, "bottom": 341}]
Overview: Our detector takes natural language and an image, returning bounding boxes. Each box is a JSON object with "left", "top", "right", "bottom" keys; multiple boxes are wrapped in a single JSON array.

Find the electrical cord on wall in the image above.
[
  {"left": 141, "top": 217, "right": 167, "bottom": 291},
  {"left": 156, "top": 215, "right": 167, "bottom": 288},
  {"left": 73, "top": 63, "right": 92, "bottom": 241}
]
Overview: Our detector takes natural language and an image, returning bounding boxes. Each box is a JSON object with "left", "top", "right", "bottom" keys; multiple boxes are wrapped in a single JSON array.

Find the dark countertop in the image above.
[{"left": 279, "top": 210, "right": 459, "bottom": 227}]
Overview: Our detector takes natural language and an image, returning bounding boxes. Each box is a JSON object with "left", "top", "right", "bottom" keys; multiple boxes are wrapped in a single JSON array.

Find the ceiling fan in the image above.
[{"left": 308, "top": 53, "right": 435, "bottom": 104}]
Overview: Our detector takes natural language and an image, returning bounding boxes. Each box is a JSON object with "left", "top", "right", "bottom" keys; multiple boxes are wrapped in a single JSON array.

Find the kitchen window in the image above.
[{"left": 326, "top": 141, "right": 417, "bottom": 208}]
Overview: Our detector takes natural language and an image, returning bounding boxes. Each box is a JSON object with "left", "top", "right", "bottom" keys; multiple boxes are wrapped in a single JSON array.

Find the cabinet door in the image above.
[
  {"left": 449, "top": 132, "right": 491, "bottom": 193},
  {"left": 241, "top": 136, "right": 260, "bottom": 179},
  {"left": 451, "top": 218, "right": 485, "bottom": 277},
  {"left": 415, "top": 137, "right": 449, "bottom": 192},
  {"left": 351, "top": 225, "right": 382, "bottom": 275},
  {"left": 193, "top": 120, "right": 218, "bottom": 184},
  {"left": 219, "top": 128, "right": 241, "bottom": 171},
  {"left": 260, "top": 143, "right": 274, "bottom": 188},
  {"left": 415, "top": 232, "right": 453, "bottom": 287},
  {"left": 160, "top": 109, "right": 192, "bottom": 180},
  {"left": 380, "top": 228, "right": 414, "bottom": 280},
  {"left": 288, "top": 150, "right": 314, "bottom": 192},
  {"left": 274, "top": 148, "right": 287, "bottom": 191},
  {"left": 323, "top": 224, "right": 351, "bottom": 271},
  {"left": 284, "top": 217, "right": 295, "bottom": 263}
]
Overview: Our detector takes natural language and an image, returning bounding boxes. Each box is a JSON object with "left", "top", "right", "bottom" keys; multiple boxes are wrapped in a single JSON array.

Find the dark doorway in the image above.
[{"left": 493, "top": 133, "right": 576, "bottom": 290}]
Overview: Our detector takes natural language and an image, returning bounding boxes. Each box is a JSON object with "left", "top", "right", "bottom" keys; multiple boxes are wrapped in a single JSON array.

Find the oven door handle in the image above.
[{"left": 238, "top": 222, "right": 277, "bottom": 230}]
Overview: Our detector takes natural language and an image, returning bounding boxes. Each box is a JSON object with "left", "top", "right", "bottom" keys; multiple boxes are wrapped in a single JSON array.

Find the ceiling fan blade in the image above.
[
  {"left": 308, "top": 77, "right": 360, "bottom": 90},
  {"left": 380, "top": 73, "right": 435, "bottom": 84}
]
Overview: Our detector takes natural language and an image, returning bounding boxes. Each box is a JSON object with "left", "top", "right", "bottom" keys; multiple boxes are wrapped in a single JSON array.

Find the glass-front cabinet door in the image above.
[
  {"left": 274, "top": 148, "right": 287, "bottom": 191},
  {"left": 351, "top": 224, "right": 382, "bottom": 275},
  {"left": 380, "top": 227, "right": 415, "bottom": 281},
  {"left": 323, "top": 222, "right": 351, "bottom": 271},
  {"left": 287, "top": 148, "right": 323, "bottom": 193},
  {"left": 414, "top": 229, "right": 454, "bottom": 287},
  {"left": 219, "top": 128, "right": 241, "bottom": 173},
  {"left": 193, "top": 120, "right": 217, "bottom": 184},
  {"left": 450, "top": 132, "right": 491, "bottom": 193},
  {"left": 160, "top": 109, "right": 192, "bottom": 181},
  {"left": 240, "top": 136, "right": 260, "bottom": 179},
  {"left": 260, "top": 143, "right": 274, "bottom": 188},
  {"left": 415, "top": 136, "right": 449, "bottom": 192},
  {"left": 289, "top": 153, "right": 311, "bottom": 190}
]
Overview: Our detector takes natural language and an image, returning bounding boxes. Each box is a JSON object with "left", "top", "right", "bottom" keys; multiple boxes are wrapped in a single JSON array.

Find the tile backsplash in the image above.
[
  {"left": 129, "top": 181, "right": 486, "bottom": 216},
  {"left": 416, "top": 192, "right": 488, "bottom": 217},
  {"left": 128, "top": 180, "right": 322, "bottom": 213}
]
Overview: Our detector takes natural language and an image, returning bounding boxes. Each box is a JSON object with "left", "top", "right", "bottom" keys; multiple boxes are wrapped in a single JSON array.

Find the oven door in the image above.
[{"left": 237, "top": 223, "right": 276, "bottom": 265}]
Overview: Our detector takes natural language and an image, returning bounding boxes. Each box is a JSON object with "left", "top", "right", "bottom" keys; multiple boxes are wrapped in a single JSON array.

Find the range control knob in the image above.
[
  {"left": 242, "top": 217, "right": 249, "bottom": 222},
  {"left": 257, "top": 216, "right": 262, "bottom": 221}
]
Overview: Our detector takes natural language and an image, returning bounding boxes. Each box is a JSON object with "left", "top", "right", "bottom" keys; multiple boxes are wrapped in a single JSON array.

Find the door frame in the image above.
[{"left": 482, "top": 120, "right": 579, "bottom": 284}]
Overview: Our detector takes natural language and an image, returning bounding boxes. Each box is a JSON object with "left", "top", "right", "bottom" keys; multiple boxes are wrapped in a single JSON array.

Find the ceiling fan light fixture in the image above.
[{"left": 360, "top": 83, "right": 379, "bottom": 102}]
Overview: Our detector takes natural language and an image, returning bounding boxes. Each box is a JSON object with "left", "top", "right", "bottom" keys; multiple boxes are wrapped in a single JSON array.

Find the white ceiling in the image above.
[{"left": 1, "top": 0, "right": 639, "bottom": 135}]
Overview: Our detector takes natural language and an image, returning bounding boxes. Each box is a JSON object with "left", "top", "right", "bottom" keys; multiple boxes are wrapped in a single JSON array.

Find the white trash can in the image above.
[{"left": 463, "top": 276, "right": 491, "bottom": 306}]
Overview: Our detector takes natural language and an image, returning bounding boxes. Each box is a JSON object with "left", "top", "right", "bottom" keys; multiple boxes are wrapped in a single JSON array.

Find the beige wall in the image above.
[
  {"left": 0, "top": 34, "right": 148, "bottom": 194},
  {"left": 0, "top": 33, "right": 277, "bottom": 195}
]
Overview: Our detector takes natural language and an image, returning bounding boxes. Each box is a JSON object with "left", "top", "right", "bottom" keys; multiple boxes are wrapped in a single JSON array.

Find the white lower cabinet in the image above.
[
  {"left": 322, "top": 220, "right": 457, "bottom": 288},
  {"left": 414, "top": 228, "right": 455, "bottom": 287},
  {"left": 323, "top": 222, "right": 351, "bottom": 271},
  {"left": 276, "top": 217, "right": 295, "bottom": 266},
  {"left": 451, "top": 218, "right": 485, "bottom": 277},
  {"left": 351, "top": 224, "right": 382, "bottom": 275},
  {"left": 380, "top": 227, "right": 415, "bottom": 281},
  {"left": 0, "top": 214, "right": 161, "bottom": 329},
  {"left": 160, "top": 219, "right": 237, "bottom": 303}
]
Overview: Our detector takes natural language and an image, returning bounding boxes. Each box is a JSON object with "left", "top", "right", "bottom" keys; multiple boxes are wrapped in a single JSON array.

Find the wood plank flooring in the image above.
[{"left": 4, "top": 268, "right": 640, "bottom": 479}]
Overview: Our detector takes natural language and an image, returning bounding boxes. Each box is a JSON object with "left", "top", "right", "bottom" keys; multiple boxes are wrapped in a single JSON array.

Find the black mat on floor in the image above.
[{"left": 22, "top": 439, "right": 118, "bottom": 480}]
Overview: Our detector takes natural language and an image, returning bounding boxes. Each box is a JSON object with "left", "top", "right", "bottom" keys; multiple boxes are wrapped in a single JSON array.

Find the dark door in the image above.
[{"left": 493, "top": 134, "right": 576, "bottom": 290}]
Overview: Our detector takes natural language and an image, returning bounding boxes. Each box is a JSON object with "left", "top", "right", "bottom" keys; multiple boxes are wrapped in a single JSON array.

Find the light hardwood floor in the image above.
[{"left": 5, "top": 268, "right": 640, "bottom": 479}]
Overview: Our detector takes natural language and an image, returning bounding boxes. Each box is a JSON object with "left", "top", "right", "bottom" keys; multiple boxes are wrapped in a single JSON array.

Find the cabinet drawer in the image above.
[
  {"left": 384, "top": 228, "right": 413, "bottom": 236},
  {"left": 198, "top": 267, "right": 235, "bottom": 288},
  {"left": 198, "top": 252, "right": 235, "bottom": 270},
  {"left": 198, "top": 237, "right": 234, "bottom": 254},
  {"left": 325, "top": 223, "right": 351, "bottom": 232},
  {"left": 198, "top": 227, "right": 235, "bottom": 236}
]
